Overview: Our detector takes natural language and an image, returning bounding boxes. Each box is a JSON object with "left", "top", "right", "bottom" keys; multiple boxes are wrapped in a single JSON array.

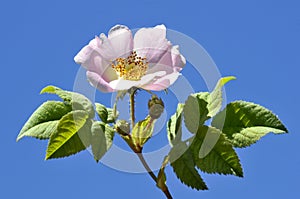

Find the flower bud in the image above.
[
  {"left": 115, "top": 120, "right": 130, "bottom": 135},
  {"left": 148, "top": 95, "right": 164, "bottom": 119}
]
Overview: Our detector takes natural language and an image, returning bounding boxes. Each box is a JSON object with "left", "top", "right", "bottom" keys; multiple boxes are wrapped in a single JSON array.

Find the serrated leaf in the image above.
[
  {"left": 190, "top": 126, "right": 243, "bottom": 177},
  {"left": 132, "top": 117, "right": 155, "bottom": 148},
  {"left": 212, "top": 100, "right": 288, "bottom": 148},
  {"left": 78, "top": 119, "right": 93, "bottom": 147},
  {"left": 169, "top": 142, "right": 208, "bottom": 190},
  {"left": 45, "top": 110, "right": 90, "bottom": 160},
  {"left": 95, "top": 103, "right": 117, "bottom": 123},
  {"left": 18, "top": 121, "right": 59, "bottom": 140},
  {"left": 167, "top": 103, "right": 184, "bottom": 146},
  {"left": 207, "top": 76, "right": 236, "bottom": 117},
  {"left": 95, "top": 103, "right": 108, "bottom": 122},
  {"left": 17, "top": 101, "right": 72, "bottom": 141},
  {"left": 106, "top": 108, "right": 116, "bottom": 123},
  {"left": 41, "top": 85, "right": 95, "bottom": 118},
  {"left": 91, "top": 121, "right": 115, "bottom": 162},
  {"left": 188, "top": 76, "right": 235, "bottom": 124},
  {"left": 183, "top": 96, "right": 209, "bottom": 134}
]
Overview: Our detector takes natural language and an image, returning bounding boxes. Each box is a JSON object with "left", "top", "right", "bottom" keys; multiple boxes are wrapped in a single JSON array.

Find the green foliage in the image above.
[
  {"left": 41, "top": 85, "right": 95, "bottom": 118},
  {"left": 178, "top": 76, "right": 235, "bottom": 135},
  {"left": 132, "top": 116, "right": 155, "bottom": 148},
  {"left": 207, "top": 76, "right": 236, "bottom": 117},
  {"left": 95, "top": 103, "right": 117, "bottom": 123},
  {"left": 183, "top": 95, "right": 209, "bottom": 133},
  {"left": 212, "top": 101, "right": 288, "bottom": 148},
  {"left": 91, "top": 121, "right": 115, "bottom": 162},
  {"left": 17, "top": 101, "right": 72, "bottom": 141},
  {"left": 45, "top": 110, "right": 90, "bottom": 160},
  {"left": 169, "top": 142, "right": 208, "bottom": 190},
  {"left": 17, "top": 77, "right": 289, "bottom": 197},
  {"left": 19, "top": 121, "right": 59, "bottom": 141},
  {"left": 167, "top": 103, "right": 184, "bottom": 147},
  {"left": 165, "top": 76, "right": 288, "bottom": 191},
  {"left": 190, "top": 126, "right": 243, "bottom": 177}
]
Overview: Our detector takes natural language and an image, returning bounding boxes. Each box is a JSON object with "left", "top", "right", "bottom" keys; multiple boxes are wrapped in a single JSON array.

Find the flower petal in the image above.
[
  {"left": 134, "top": 24, "right": 170, "bottom": 63},
  {"left": 108, "top": 25, "right": 134, "bottom": 58},
  {"left": 146, "top": 45, "right": 173, "bottom": 75},
  {"left": 141, "top": 71, "right": 181, "bottom": 91},
  {"left": 171, "top": 45, "right": 186, "bottom": 70},
  {"left": 108, "top": 79, "right": 140, "bottom": 91},
  {"left": 74, "top": 36, "right": 102, "bottom": 69},
  {"left": 92, "top": 25, "right": 133, "bottom": 61},
  {"left": 86, "top": 71, "right": 115, "bottom": 92},
  {"left": 74, "top": 37, "right": 118, "bottom": 82},
  {"left": 108, "top": 71, "right": 166, "bottom": 91},
  {"left": 75, "top": 24, "right": 186, "bottom": 93}
]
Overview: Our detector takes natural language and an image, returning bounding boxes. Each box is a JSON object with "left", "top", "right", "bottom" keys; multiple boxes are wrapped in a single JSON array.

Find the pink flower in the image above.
[{"left": 74, "top": 25, "right": 186, "bottom": 92}]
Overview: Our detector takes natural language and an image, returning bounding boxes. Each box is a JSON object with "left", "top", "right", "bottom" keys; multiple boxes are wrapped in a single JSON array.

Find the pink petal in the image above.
[
  {"left": 142, "top": 44, "right": 185, "bottom": 90},
  {"left": 75, "top": 24, "right": 186, "bottom": 93},
  {"left": 171, "top": 45, "right": 186, "bottom": 70},
  {"left": 74, "top": 37, "right": 118, "bottom": 82},
  {"left": 98, "top": 25, "right": 133, "bottom": 61},
  {"left": 134, "top": 24, "right": 170, "bottom": 63},
  {"left": 141, "top": 71, "right": 181, "bottom": 91},
  {"left": 74, "top": 36, "right": 102, "bottom": 68},
  {"left": 86, "top": 71, "right": 115, "bottom": 92},
  {"left": 108, "top": 25, "right": 134, "bottom": 58},
  {"left": 145, "top": 45, "right": 173, "bottom": 75}
]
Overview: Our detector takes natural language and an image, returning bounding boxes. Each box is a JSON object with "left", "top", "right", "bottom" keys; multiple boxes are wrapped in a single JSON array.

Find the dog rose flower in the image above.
[{"left": 74, "top": 24, "right": 186, "bottom": 92}]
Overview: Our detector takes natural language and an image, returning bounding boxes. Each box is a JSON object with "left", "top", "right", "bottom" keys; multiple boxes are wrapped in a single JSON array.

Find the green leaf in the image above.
[
  {"left": 207, "top": 76, "right": 236, "bottom": 117},
  {"left": 167, "top": 103, "right": 184, "bottom": 146},
  {"left": 182, "top": 76, "right": 235, "bottom": 133},
  {"left": 41, "top": 85, "right": 95, "bottom": 118},
  {"left": 95, "top": 103, "right": 117, "bottom": 123},
  {"left": 45, "top": 110, "right": 90, "bottom": 160},
  {"left": 183, "top": 95, "right": 209, "bottom": 133},
  {"left": 17, "top": 101, "right": 72, "bottom": 141},
  {"left": 169, "top": 142, "right": 208, "bottom": 190},
  {"left": 190, "top": 126, "right": 243, "bottom": 177},
  {"left": 18, "top": 121, "right": 59, "bottom": 141},
  {"left": 91, "top": 121, "right": 115, "bottom": 162},
  {"left": 212, "top": 100, "right": 288, "bottom": 148},
  {"left": 131, "top": 117, "right": 155, "bottom": 148},
  {"left": 41, "top": 86, "right": 72, "bottom": 102},
  {"left": 193, "top": 92, "right": 210, "bottom": 102}
]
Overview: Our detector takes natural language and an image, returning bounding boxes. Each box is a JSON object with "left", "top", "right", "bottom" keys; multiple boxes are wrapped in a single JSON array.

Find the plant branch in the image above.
[
  {"left": 137, "top": 152, "right": 157, "bottom": 182},
  {"left": 136, "top": 152, "right": 173, "bottom": 199},
  {"left": 129, "top": 88, "right": 137, "bottom": 128},
  {"left": 127, "top": 88, "right": 173, "bottom": 199}
]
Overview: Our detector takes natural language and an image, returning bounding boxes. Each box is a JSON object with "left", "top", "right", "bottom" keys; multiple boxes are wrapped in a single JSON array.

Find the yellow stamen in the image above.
[{"left": 111, "top": 51, "right": 148, "bottom": 81}]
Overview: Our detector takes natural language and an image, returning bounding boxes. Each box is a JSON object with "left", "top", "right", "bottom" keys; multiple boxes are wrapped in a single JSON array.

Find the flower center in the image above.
[{"left": 111, "top": 51, "right": 148, "bottom": 81}]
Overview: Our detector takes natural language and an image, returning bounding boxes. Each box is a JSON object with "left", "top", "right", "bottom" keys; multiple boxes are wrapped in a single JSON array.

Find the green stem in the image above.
[
  {"left": 130, "top": 89, "right": 137, "bottom": 128},
  {"left": 136, "top": 153, "right": 157, "bottom": 182},
  {"left": 136, "top": 152, "right": 173, "bottom": 199},
  {"left": 127, "top": 89, "right": 173, "bottom": 199}
]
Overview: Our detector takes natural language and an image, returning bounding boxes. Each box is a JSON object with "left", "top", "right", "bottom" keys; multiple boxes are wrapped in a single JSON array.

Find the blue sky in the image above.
[{"left": 1, "top": 0, "right": 300, "bottom": 198}]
